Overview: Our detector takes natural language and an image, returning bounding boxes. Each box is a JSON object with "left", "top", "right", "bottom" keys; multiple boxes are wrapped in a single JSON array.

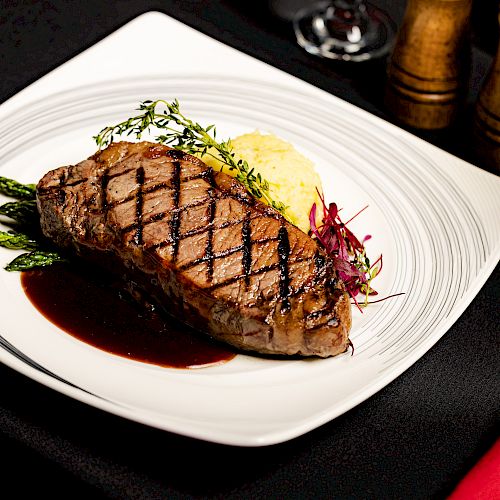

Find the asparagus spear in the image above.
[
  {"left": 0, "top": 176, "right": 65, "bottom": 271},
  {"left": 0, "top": 176, "right": 36, "bottom": 200},
  {"left": 5, "top": 251, "right": 66, "bottom": 272}
]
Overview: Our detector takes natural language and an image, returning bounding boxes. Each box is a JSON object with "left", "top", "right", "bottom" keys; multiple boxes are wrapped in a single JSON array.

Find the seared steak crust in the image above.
[{"left": 37, "top": 142, "right": 351, "bottom": 357}]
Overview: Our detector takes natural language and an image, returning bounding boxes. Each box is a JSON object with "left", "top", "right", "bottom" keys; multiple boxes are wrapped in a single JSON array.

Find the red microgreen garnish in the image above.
[{"left": 309, "top": 190, "right": 389, "bottom": 312}]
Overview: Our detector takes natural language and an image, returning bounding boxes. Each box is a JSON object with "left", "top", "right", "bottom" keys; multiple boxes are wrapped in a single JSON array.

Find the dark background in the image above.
[
  {"left": 0, "top": 1, "right": 499, "bottom": 498},
  {"left": 1, "top": 0, "right": 499, "bottom": 170}
]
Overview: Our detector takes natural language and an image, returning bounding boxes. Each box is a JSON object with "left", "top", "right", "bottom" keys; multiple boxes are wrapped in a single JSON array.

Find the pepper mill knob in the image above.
[
  {"left": 474, "top": 9, "right": 500, "bottom": 172},
  {"left": 385, "top": 0, "right": 473, "bottom": 130}
]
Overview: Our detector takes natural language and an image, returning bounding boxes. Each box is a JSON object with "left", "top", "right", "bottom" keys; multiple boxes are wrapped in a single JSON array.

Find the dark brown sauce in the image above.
[{"left": 21, "top": 263, "right": 235, "bottom": 369}]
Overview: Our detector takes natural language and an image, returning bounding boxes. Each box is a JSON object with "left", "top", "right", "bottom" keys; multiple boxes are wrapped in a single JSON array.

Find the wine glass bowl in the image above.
[{"left": 293, "top": 0, "right": 395, "bottom": 62}]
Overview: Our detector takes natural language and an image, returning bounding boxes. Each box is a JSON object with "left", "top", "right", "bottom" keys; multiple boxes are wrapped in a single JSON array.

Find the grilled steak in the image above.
[{"left": 36, "top": 142, "right": 351, "bottom": 357}]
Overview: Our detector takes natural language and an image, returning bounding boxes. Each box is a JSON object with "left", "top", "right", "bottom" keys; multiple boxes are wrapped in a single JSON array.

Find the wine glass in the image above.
[{"left": 293, "top": 0, "right": 395, "bottom": 62}]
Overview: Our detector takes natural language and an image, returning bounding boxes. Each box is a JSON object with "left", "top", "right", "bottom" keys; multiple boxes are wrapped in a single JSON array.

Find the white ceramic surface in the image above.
[{"left": 0, "top": 13, "right": 498, "bottom": 446}]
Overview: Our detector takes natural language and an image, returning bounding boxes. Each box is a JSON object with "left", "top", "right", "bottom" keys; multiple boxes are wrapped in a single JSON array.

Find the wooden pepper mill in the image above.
[
  {"left": 385, "top": 0, "right": 473, "bottom": 130},
  {"left": 473, "top": 8, "right": 500, "bottom": 172}
]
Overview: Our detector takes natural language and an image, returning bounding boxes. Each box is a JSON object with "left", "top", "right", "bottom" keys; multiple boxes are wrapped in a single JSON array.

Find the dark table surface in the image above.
[{"left": 0, "top": 1, "right": 498, "bottom": 498}]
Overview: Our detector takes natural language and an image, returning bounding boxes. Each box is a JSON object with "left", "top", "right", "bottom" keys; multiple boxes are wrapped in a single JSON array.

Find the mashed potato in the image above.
[{"left": 200, "top": 131, "right": 322, "bottom": 233}]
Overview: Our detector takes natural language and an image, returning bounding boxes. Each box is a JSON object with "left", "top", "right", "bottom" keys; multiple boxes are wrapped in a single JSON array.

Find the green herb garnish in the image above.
[{"left": 94, "top": 99, "right": 289, "bottom": 217}]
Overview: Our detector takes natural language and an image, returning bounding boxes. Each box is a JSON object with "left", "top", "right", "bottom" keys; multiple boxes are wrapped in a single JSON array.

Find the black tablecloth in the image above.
[{"left": 0, "top": 1, "right": 498, "bottom": 497}]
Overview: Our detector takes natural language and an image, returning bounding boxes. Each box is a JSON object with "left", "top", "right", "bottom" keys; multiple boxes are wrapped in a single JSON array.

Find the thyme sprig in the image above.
[
  {"left": 94, "top": 99, "right": 288, "bottom": 217},
  {"left": 0, "top": 178, "right": 65, "bottom": 271}
]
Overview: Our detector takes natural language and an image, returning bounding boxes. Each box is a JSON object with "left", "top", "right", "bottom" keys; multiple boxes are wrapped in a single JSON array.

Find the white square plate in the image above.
[{"left": 0, "top": 12, "right": 498, "bottom": 446}]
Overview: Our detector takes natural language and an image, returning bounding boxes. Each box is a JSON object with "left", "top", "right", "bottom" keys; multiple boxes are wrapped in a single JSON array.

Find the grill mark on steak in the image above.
[
  {"left": 207, "top": 255, "right": 310, "bottom": 292},
  {"left": 179, "top": 236, "right": 278, "bottom": 271},
  {"left": 277, "top": 224, "right": 291, "bottom": 313},
  {"left": 305, "top": 309, "right": 330, "bottom": 321},
  {"left": 170, "top": 160, "right": 182, "bottom": 261},
  {"left": 106, "top": 171, "right": 212, "bottom": 210},
  {"left": 37, "top": 165, "right": 81, "bottom": 194},
  {"left": 37, "top": 142, "right": 352, "bottom": 358},
  {"left": 38, "top": 168, "right": 137, "bottom": 196},
  {"left": 57, "top": 172, "right": 67, "bottom": 206},
  {"left": 133, "top": 167, "right": 145, "bottom": 246},
  {"left": 287, "top": 251, "right": 330, "bottom": 299},
  {"left": 100, "top": 169, "right": 110, "bottom": 216},
  {"left": 37, "top": 181, "right": 69, "bottom": 194},
  {"left": 205, "top": 170, "right": 217, "bottom": 280},
  {"left": 241, "top": 213, "right": 252, "bottom": 286},
  {"left": 164, "top": 149, "right": 188, "bottom": 160},
  {"left": 146, "top": 212, "right": 168, "bottom": 224},
  {"left": 108, "top": 168, "right": 136, "bottom": 180},
  {"left": 314, "top": 252, "right": 326, "bottom": 275},
  {"left": 181, "top": 217, "right": 247, "bottom": 242},
  {"left": 121, "top": 196, "right": 213, "bottom": 236},
  {"left": 66, "top": 178, "right": 86, "bottom": 188},
  {"left": 120, "top": 184, "right": 255, "bottom": 240},
  {"left": 143, "top": 215, "right": 255, "bottom": 252}
]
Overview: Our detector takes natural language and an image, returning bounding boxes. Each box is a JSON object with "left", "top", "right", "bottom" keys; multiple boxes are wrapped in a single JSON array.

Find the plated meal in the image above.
[
  {"left": 0, "top": 100, "right": 388, "bottom": 367},
  {"left": 1, "top": 12, "right": 495, "bottom": 445},
  {"left": 0, "top": 80, "right": 494, "bottom": 445}
]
